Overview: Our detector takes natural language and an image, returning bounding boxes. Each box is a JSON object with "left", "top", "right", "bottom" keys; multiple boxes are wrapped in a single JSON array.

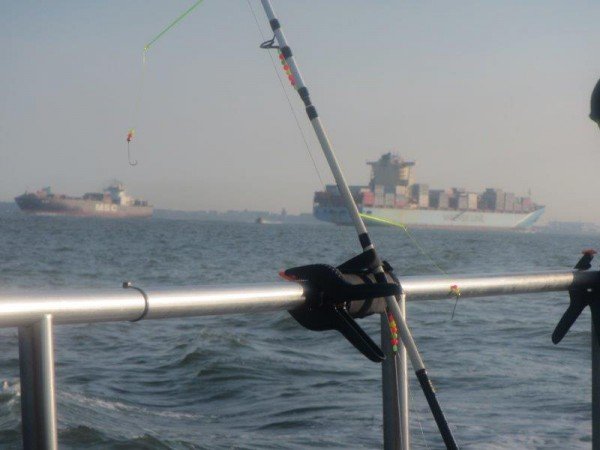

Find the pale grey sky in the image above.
[{"left": 1, "top": 1, "right": 599, "bottom": 222}]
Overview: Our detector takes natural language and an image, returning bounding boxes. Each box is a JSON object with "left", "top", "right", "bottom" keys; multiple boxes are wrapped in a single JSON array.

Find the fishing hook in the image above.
[{"left": 127, "top": 142, "right": 138, "bottom": 166}]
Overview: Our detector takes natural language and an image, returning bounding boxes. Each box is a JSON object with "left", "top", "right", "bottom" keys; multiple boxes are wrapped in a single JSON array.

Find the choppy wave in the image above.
[{"left": 0, "top": 217, "right": 595, "bottom": 448}]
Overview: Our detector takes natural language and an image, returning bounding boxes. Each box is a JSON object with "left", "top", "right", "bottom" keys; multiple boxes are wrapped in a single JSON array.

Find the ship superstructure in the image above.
[
  {"left": 313, "top": 153, "right": 544, "bottom": 230},
  {"left": 15, "top": 183, "right": 153, "bottom": 218}
]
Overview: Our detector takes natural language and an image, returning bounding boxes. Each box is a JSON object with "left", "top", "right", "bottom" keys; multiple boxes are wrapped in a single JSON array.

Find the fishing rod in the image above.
[{"left": 258, "top": 1, "right": 458, "bottom": 448}]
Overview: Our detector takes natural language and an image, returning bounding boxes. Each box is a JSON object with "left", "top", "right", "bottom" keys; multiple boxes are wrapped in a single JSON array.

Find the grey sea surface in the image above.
[{"left": 0, "top": 216, "right": 596, "bottom": 449}]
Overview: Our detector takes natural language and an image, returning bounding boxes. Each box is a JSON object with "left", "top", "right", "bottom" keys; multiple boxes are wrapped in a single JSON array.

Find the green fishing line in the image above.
[
  {"left": 144, "top": 0, "right": 205, "bottom": 52},
  {"left": 359, "top": 213, "right": 448, "bottom": 274},
  {"left": 359, "top": 212, "right": 463, "bottom": 317},
  {"left": 126, "top": 0, "right": 205, "bottom": 166}
]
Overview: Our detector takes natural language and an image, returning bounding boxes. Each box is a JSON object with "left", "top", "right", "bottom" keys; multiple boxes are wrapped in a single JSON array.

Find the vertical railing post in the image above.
[
  {"left": 18, "top": 315, "right": 58, "bottom": 450},
  {"left": 593, "top": 322, "right": 599, "bottom": 450},
  {"left": 398, "top": 293, "right": 410, "bottom": 450},
  {"left": 19, "top": 325, "right": 37, "bottom": 449},
  {"left": 381, "top": 314, "right": 401, "bottom": 449}
]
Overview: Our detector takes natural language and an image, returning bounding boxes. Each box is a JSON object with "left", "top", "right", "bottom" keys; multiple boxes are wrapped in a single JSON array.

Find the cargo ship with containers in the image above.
[
  {"left": 313, "top": 153, "right": 545, "bottom": 230},
  {"left": 15, "top": 183, "right": 153, "bottom": 218}
]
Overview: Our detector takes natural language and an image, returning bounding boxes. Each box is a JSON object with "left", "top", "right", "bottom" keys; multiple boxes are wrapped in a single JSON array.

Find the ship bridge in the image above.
[{"left": 367, "top": 153, "right": 415, "bottom": 193}]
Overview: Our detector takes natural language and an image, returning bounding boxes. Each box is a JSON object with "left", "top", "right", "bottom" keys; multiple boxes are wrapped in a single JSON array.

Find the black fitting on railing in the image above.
[
  {"left": 591, "top": 78, "right": 600, "bottom": 125},
  {"left": 281, "top": 250, "right": 399, "bottom": 362},
  {"left": 123, "top": 281, "right": 150, "bottom": 322},
  {"left": 552, "top": 250, "right": 600, "bottom": 345}
]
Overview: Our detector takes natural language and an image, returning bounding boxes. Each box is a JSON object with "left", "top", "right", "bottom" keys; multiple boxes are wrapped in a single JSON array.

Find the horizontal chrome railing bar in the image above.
[
  {"left": 0, "top": 283, "right": 306, "bottom": 327},
  {"left": 401, "top": 269, "right": 599, "bottom": 300},
  {"left": 0, "top": 270, "right": 596, "bottom": 328}
]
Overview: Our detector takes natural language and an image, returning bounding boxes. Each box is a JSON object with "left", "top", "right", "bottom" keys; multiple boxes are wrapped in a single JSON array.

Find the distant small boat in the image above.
[{"left": 255, "top": 217, "right": 282, "bottom": 225}]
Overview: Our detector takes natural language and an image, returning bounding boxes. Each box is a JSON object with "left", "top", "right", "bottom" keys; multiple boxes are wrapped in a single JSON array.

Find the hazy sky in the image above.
[{"left": 1, "top": 1, "right": 599, "bottom": 222}]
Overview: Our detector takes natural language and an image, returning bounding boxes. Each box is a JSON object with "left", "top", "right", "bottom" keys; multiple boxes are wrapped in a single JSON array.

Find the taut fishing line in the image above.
[
  {"left": 247, "top": 0, "right": 459, "bottom": 319},
  {"left": 247, "top": 0, "right": 460, "bottom": 320},
  {"left": 245, "top": 0, "right": 325, "bottom": 188},
  {"left": 360, "top": 213, "right": 448, "bottom": 274},
  {"left": 248, "top": 0, "right": 459, "bottom": 319},
  {"left": 408, "top": 380, "right": 432, "bottom": 450},
  {"left": 249, "top": 3, "right": 460, "bottom": 446},
  {"left": 126, "top": 51, "right": 147, "bottom": 166},
  {"left": 359, "top": 213, "right": 463, "bottom": 319},
  {"left": 125, "top": 0, "right": 205, "bottom": 167},
  {"left": 407, "top": 360, "right": 464, "bottom": 450}
]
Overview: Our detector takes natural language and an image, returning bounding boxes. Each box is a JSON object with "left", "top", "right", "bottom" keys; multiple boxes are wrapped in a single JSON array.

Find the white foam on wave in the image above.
[
  {"left": 0, "top": 379, "right": 20, "bottom": 397},
  {"left": 61, "top": 391, "right": 201, "bottom": 420}
]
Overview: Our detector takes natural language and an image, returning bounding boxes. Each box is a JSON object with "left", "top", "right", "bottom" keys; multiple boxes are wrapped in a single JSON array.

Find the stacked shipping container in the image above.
[{"left": 316, "top": 154, "right": 540, "bottom": 215}]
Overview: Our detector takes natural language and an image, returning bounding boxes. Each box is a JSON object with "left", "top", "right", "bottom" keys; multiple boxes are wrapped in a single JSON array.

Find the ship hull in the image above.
[
  {"left": 314, "top": 205, "right": 545, "bottom": 230},
  {"left": 15, "top": 194, "right": 153, "bottom": 218}
]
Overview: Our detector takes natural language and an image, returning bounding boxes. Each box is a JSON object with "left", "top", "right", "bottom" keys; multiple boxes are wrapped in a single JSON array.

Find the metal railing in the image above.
[{"left": 2, "top": 269, "right": 599, "bottom": 449}]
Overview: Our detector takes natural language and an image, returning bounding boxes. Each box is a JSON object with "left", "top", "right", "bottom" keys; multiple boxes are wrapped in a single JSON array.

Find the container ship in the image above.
[
  {"left": 313, "top": 153, "right": 545, "bottom": 230},
  {"left": 15, "top": 183, "right": 153, "bottom": 218}
]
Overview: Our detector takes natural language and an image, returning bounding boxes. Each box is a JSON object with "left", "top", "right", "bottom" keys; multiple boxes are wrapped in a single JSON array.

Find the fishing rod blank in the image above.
[{"left": 258, "top": 1, "right": 458, "bottom": 448}]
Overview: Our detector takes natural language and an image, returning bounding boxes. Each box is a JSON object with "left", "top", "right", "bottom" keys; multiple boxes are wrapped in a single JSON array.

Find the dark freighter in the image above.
[{"left": 15, "top": 183, "right": 153, "bottom": 218}]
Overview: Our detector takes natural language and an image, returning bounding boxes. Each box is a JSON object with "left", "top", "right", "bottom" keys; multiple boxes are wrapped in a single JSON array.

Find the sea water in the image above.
[{"left": 0, "top": 215, "right": 595, "bottom": 449}]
